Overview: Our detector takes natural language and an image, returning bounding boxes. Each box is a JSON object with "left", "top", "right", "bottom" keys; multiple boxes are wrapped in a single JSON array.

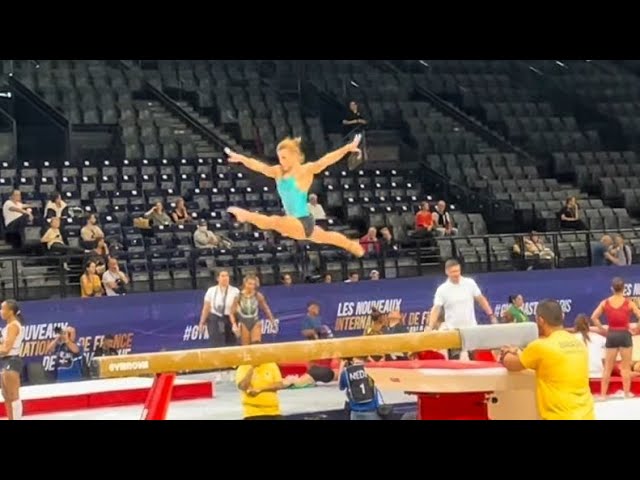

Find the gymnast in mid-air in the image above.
[{"left": 225, "top": 134, "right": 365, "bottom": 257}]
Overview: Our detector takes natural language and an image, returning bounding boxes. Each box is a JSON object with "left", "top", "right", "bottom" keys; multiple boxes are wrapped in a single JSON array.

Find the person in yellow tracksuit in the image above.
[
  {"left": 500, "top": 299, "right": 595, "bottom": 420},
  {"left": 236, "top": 363, "right": 286, "bottom": 420}
]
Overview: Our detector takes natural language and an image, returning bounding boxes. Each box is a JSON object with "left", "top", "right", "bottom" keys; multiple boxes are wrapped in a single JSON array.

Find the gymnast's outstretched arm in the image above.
[
  {"left": 225, "top": 147, "right": 279, "bottom": 178},
  {"left": 307, "top": 134, "right": 362, "bottom": 174}
]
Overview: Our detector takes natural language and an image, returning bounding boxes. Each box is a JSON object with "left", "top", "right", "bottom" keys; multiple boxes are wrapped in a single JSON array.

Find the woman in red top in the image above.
[{"left": 591, "top": 277, "right": 640, "bottom": 398}]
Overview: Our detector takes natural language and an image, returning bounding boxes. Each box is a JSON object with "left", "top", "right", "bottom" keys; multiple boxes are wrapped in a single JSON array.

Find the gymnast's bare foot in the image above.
[{"left": 227, "top": 206, "right": 250, "bottom": 223}]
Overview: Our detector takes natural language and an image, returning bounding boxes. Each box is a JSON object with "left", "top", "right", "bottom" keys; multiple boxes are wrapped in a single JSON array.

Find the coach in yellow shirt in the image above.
[
  {"left": 500, "top": 299, "right": 595, "bottom": 420},
  {"left": 236, "top": 363, "right": 285, "bottom": 420}
]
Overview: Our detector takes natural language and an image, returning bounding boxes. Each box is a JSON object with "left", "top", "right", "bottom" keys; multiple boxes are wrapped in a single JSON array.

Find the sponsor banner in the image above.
[{"left": 14, "top": 265, "right": 640, "bottom": 370}]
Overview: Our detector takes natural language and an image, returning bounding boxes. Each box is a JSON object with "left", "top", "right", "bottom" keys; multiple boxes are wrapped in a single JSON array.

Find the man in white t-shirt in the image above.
[
  {"left": 428, "top": 259, "right": 497, "bottom": 359},
  {"left": 2, "top": 190, "right": 34, "bottom": 249},
  {"left": 198, "top": 270, "right": 240, "bottom": 347}
]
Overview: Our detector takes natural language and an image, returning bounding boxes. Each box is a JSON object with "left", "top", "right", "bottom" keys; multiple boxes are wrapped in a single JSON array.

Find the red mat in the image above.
[
  {"left": 589, "top": 378, "right": 640, "bottom": 396},
  {"left": 0, "top": 380, "right": 214, "bottom": 417}
]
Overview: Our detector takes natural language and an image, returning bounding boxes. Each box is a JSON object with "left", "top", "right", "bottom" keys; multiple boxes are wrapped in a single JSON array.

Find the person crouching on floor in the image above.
[{"left": 339, "top": 358, "right": 388, "bottom": 420}]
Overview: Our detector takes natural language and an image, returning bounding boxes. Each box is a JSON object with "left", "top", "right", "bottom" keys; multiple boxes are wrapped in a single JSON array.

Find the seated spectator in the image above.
[
  {"left": 45, "top": 326, "right": 84, "bottom": 382},
  {"left": 301, "top": 301, "right": 333, "bottom": 340},
  {"left": 102, "top": 257, "right": 130, "bottom": 296},
  {"left": 144, "top": 202, "right": 172, "bottom": 227},
  {"left": 93, "top": 334, "right": 119, "bottom": 357},
  {"left": 2, "top": 190, "right": 33, "bottom": 249},
  {"left": 360, "top": 227, "right": 380, "bottom": 256},
  {"left": 44, "top": 192, "right": 68, "bottom": 222},
  {"left": 80, "top": 213, "right": 104, "bottom": 249},
  {"left": 608, "top": 234, "right": 632, "bottom": 266},
  {"left": 193, "top": 219, "right": 221, "bottom": 249},
  {"left": 323, "top": 273, "right": 332, "bottom": 283},
  {"left": 84, "top": 238, "right": 109, "bottom": 275},
  {"left": 345, "top": 271, "right": 359, "bottom": 283},
  {"left": 369, "top": 270, "right": 380, "bottom": 281},
  {"left": 171, "top": 197, "right": 192, "bottom": 225},
  {"left": 307, "top": 194, "right": 327, "bottom": 221},
  {"left": 558, "top": 196, "right": 586, "bottom": 230},
  {"left": 522, "top": 231, "right": 554, "bottom": 260},
  {"left": 592, "top": 235, "right": 614, "bottom": 266},
  {"left": 432, "top": 200, "right": 458, "bottom": 236},
  {"left": 282, "top": 273, "right": 293, "bottom": 286},
  {"left": 41, "top": 217, "right": 85, "bottom": 255},
  {"left": 80, "top": 261, "right": 103, "bottom": 298},
  {"left": 414, "top": 201, "right": 434, "bottom": 235},
  {"left": 380, "top": 227, "right": 398, "bottom": 252}
]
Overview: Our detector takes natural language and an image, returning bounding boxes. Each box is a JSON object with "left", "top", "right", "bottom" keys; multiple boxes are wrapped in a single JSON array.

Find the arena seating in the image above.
[
  {"left": 4, "top": 59, "right": 640, "bottom": 301},
  {"left": 386, "top": 60, "right": 634, "bottom": 233}
]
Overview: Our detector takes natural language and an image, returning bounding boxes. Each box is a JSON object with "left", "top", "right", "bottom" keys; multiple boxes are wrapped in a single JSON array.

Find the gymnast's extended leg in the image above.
[
  {"left": 228, "top": 207, "right": 364, "bottom": 257},
  {"left": 228, "top": 207, "right": 306, "bottom": 239},
  {"left": 309, "top": 226, "right": 364, "bottom": 257}
]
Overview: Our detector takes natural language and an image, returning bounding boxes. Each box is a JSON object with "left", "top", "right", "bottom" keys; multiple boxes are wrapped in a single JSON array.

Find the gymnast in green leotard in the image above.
[{"left": 226, "top": 135, "right": 365, "bottom": 257}]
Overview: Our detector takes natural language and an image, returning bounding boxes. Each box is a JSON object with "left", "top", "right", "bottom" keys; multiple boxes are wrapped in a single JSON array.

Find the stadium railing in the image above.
[{"left": 0, "top": 227, "right": 633, "bottom": 301}]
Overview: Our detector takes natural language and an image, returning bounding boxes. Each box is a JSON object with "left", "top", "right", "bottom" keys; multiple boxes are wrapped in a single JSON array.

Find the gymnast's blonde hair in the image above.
[{"left": 277, "top": 136, "right": 305, "bottom": 162}]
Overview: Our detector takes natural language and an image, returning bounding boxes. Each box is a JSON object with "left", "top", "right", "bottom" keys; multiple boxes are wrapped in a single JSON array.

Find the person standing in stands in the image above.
[
  {"left": 3, "top": 190, "right": 34, "bottom": 250},
  {"left": 428, "top": 259, "right": 496, "bottom": 359},
  {"left": 342, "top": 100, "right": 368, "bottom": 134},
  {"left": 0, "top": 300, "right": 25, "bottom": 420},
  {"left": 500, "top": 299, "right": 595, "bottom": 420},
  {"left": 198, "top": 270, "right": 240, "bottom": 348},
  {"left": 590, "top": 277, "right": 640, "bottom": 398},
  {"left": 236, "top": 362, "right": 286, "bottom": 420},
  {"left": 342, "top": 101, "right": 368, "bottom": 164}
]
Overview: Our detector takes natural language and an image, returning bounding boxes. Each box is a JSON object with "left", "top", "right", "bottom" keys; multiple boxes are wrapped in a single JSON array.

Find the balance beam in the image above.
[{"left": 91, "top": 323, "right": 538, "bottom": 379}]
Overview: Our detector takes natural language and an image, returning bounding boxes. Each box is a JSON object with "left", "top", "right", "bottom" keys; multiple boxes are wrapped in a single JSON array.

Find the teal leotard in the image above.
[
  {"left": 276, "top": 176, "right": 310, "bottom": 218},
  {"left": 275, "top": 176, "right": 315, "bottom": 237}
]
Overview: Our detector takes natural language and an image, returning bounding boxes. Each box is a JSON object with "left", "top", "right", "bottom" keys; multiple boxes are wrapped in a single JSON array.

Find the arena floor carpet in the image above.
[{"left": 22, "top": 375, "right": 640, "bottom": 420}]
